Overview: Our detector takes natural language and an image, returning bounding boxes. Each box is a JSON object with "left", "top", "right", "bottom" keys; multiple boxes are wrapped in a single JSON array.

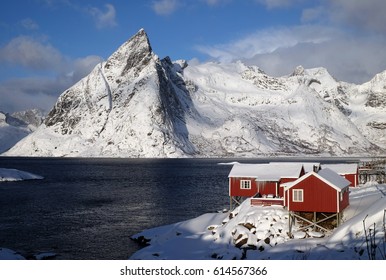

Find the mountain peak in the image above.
[
  {"left": 104, "top": 28, "right": 154, "bottom": 75},
  {"left": 291, "top": 65, "right": 305, "bottom": 76},
  {"left": 3, "top": 29, "right": 385, "bottom": 157}
]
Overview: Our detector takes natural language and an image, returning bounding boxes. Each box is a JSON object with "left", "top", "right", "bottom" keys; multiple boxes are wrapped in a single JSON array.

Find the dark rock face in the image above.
[
  {"left": 367, "top": 121, "right": 386, "bottom": 129},
  {"left": 106, "top": 29, "right": 153, "bottom": 77},
  {"left": 366, "top": 91, "right": 386, "bottom": 108},
  {"left": 44, "top": 29, "right": 155, "bottom": 134}
]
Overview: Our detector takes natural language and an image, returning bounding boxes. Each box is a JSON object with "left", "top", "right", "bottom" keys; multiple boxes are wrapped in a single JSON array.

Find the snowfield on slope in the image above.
[
  {"left": 3, "top": 29, "right": 385, "bottom": 158},
  {"left": 130, "top": 183, "right": 386, "bottom": 260}
]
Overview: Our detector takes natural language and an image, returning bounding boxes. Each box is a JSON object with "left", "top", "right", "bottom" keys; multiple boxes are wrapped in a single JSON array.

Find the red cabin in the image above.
[
  {"left": 228, "top": 163, "right": 304, "bottom": 207},
  {"left": 283, "top": 168, "right": 350, "bottom": 213},
  {"left": 321, "top": 163, "right": 359, "bottom": 187}
]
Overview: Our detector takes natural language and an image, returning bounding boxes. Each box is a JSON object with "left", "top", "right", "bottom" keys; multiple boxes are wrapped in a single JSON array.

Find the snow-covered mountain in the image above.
[
  {"left": 3, "top": 29, "right": 385, "bottom": 157},
  {"left": 0, "top": 109, "right": 44, "bottom": 154}
]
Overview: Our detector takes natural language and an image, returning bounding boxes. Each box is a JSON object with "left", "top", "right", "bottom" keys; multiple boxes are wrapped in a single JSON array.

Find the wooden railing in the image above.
[{"left": 250, "top": 197, "right": 284, "bottom": 206}]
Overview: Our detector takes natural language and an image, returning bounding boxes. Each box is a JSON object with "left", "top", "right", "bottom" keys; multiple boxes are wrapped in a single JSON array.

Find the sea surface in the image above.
[{"left": 0, "top": 156, "right": 361, "bottom": 259}]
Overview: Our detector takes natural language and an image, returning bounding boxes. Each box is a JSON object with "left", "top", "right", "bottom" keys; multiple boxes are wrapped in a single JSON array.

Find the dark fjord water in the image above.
[
  {"left": 0, "top": 157, "right": 360, "bottom": 259},
  {"left": 0, "top": 157, "right": 232, "bottom": 259}
]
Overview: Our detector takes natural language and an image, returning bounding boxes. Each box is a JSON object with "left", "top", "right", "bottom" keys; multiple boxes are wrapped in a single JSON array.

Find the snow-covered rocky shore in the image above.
[{"left": 130, "top": 182, "right": 386, "bottom": 260}]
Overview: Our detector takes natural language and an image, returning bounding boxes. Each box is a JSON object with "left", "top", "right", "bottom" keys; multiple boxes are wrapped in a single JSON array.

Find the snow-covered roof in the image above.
[
  {"left": 270, "top": 162, "right": 320, "bottom": 173},
  {"left": 228, "top": 164, "right": 261, "bottom": 178},
  {"left": 321, "top": 163, "right": 358, "bottom": 175},
  {"left": 318, "top": 168, "right": 351, "bottom": 190},
  {"left": 283, "top": 168, "right": 351, "bottom": 191},
  {"left": 228, "top": 163, "right": 303, "bottom": 181}
]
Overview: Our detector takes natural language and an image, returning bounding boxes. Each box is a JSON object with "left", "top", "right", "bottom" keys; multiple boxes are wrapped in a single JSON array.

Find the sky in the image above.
[{"left": 1, "top": 0, "right": 386, "bottom": 113}]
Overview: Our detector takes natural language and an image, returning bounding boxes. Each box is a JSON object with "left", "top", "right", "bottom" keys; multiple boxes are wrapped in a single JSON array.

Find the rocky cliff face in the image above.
[{"left": 3, "top": 29, "right": 385, "bottom": 157}]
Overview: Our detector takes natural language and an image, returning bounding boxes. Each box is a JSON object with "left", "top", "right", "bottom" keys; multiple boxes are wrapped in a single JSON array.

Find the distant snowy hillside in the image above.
[
  {"left": 3, "top": 29, "right": 385, "bottom": 157},
  {"left": 0, "top": 109, "right": 44, "bottom": 154}
]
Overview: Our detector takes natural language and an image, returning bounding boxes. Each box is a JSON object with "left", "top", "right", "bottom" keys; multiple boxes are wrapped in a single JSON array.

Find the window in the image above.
[
  {"left": 292, "top": 189, "right": 303, "bottom": 202},
  {"left": 240, "top": 180, "right": 251, "bottom": 189}
]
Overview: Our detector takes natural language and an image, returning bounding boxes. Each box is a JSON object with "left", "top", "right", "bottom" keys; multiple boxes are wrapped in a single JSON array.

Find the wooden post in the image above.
[{"left": 288, "top": 211, "right": 296, "bottom": 238}]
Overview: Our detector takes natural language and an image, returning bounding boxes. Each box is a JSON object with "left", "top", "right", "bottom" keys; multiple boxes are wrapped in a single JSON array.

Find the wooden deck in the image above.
[{"left": 250, "top": 197, "right": 284, "bottom": 206}]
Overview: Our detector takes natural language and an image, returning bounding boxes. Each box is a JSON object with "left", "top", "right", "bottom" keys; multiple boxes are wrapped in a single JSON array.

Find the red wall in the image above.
[
  {"left": 339, "top": 188, "right": 350, "bottom": 211},
  {"left": 286, "top": 174, "right": 348, "bottom": 213},
  {"left": 343, "top": 173, "right": 358, "bottom": 187},
  {"left": 229, "top": 177, "right": 277, "bottom": 197},
  {"left": 279, "top": 177, "right": 299, "bottom": 197},
  {"left": 230, "top": 177, "right": 301, "bottom": 198}
]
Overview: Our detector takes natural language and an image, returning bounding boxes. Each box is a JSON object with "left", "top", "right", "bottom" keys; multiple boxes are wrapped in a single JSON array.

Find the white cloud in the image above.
[
  {"left": 203, "top": 0, "right": 231, "bottom": 6},
  {"left": 301, "top": 6, "right": 326, "bottom": 23},
  {"left": 88, "top": 3, "right": 117, "bottom": 29},
  {"left": 255, "top": 0, "right": 300, "bottom": 9},
  {"left": 151, "top": 0, "right": 180, "bottom": 16},
  {"left": 20, "top": 18, "right": 39, "bottom": 30},
  {"left": 327, "top": 0, "right": 386, "bottom": 34},
  {"left": 0, "top": 36, "right": 103, "bottom": 113},
  {"left": 196, "top": 25, "right": 338, "bottom": 62},
  {"left": 244, "top": 34, "right": 386, "bottom": 84},
  {"left": 0, "top": 77, "right": 66, "bottom": 113},
  {"left": 196, "top": 24, "right": 386, "bottom": 84},
  {"left": 196, "top": 0, "right": 386, "bottom": 84},
  {"left": 0, "top": 36, "right": 65, "bottom": 71}
]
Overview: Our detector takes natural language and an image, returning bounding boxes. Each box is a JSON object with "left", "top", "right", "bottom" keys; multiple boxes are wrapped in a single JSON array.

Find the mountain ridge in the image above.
[
  {"left": 3, "top": 29, "right": 385, "bottom": 157},
  {"left": 0, "top": 109, "right": 44, "bottom": 154}
]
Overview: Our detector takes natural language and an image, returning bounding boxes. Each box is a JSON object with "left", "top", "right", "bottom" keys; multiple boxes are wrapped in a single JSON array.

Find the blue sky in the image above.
[{"left": 1, "top": 0, "right": 386, "bottom": 112}]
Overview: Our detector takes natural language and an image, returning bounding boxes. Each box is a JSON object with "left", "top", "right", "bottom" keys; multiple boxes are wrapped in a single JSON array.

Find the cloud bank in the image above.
[
  {"left": 195, "top": 0, "right": 386, "bottom": 84},
  {"left": 0, "top": 36, "right": 102, "bottom": 113}
]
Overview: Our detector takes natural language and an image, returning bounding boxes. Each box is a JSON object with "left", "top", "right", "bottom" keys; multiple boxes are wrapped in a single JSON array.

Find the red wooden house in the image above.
[
  {"left": 282, "top": 168, "right": 350, "bottom": 213},
  {"left": 321, "top": 163, "right": 359, "bottom": 187},
  {"left": 228, "top": 163, "right": 304, "bottom": 208},
  {"left": 282, "top": 168, "right": 350, "bottom": 233}
]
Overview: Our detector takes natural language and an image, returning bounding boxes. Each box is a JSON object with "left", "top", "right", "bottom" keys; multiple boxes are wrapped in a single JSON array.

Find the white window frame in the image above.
[
  {"left": 292, "top": 189, "right": 304, "bottom": 202},
  {"left": 240, "top": 180, "right": 251, "bottom": 190}
]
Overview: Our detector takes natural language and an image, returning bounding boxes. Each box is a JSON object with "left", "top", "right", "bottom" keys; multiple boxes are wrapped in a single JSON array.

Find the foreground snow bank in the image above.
[
  {"left": 0, "top": 248, "right": 25, "bottom": 260},
  {"left": 0, "top": 168, "right": 43, "bottom": 182},
  {"left": 130, "top": 184, "right": 386, "bottom": 260}
]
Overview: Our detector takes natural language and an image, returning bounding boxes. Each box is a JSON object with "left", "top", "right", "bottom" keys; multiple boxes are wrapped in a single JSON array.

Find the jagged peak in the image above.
[
  {"left": 291, "top": 65, "right": 305, "bottom": 76},
  {"left": 122, "top": 28, "right": 152, "bottom": 52},
  {"left": 104, "top": 28, "right": 154, "bottom": 73}
]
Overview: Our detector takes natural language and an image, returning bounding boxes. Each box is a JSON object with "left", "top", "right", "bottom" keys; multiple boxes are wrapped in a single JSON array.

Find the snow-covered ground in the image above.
[
  {"left": 0, "top": 168, "right": 43, "bottom": 182},
  {"left": 130, "top": 182, "right": 386, "bottom": 260}
]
